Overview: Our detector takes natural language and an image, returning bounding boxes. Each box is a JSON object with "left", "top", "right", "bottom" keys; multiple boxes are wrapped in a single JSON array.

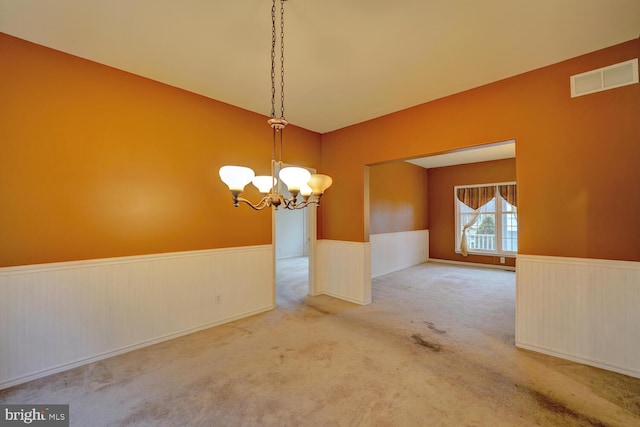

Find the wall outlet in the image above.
[{"left": 500, "top": 257, "right": 505, "bottom": 264}]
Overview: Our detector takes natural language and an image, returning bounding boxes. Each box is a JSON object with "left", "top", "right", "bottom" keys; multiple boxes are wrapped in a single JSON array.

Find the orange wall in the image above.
[
  {"left": 0, "top": 34, "right": 322, "bottom": 267},
  {"left": 2, "top": 34, "right": 639, "bottom": 266},
  {"left": 428, "top": 159, "right": 516, "bottom": 267},
  {"left": 321, "top": 38, "right": 640, "bottom": 262},
  {"left": 369, "top": 161, "right": 429, "bottom": 234}
]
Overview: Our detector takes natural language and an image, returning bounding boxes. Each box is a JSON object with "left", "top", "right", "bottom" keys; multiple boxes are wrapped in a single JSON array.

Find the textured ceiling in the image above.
[{"left": 1, "top": 0, "right": 639, "bottom": 134}]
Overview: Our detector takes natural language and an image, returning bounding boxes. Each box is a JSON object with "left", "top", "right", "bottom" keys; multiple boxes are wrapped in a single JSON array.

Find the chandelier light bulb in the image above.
[
  {"left": 300, "top": 183, "right": 313, "bottom": 197},
  {"left": 308, "top": 174, "right": 333, "bottom": 194},
  {"left": 219, "top": 165, "right": 255, "bottom": 192},
  {"left": 279, "top": 167, "right": 311, "bottom": 192},
  {"left": 252, "top": 176, "right": 277, "bottom": 194}
]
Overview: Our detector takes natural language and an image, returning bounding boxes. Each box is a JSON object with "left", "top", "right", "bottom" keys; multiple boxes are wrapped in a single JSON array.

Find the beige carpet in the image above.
[{"left": 1, "top": 259, "right": 639, "bottom": 426}]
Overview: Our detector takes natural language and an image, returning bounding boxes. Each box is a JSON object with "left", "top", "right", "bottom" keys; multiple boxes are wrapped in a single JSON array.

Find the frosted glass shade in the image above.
[
  {"left": 279, "top": 167, "right": 311, "bottom": 192},
  {"left": 252, "top": 175, "right": 277, "bottom": 193},
  {"left": 219, "top": 165, "right": 255, "bottom": 192},
  {"left": 308, "top": 174, "right": 333, "bottom": 194},
  {"left": 300, "top": 184, "right": 313, "bottom": 197}
]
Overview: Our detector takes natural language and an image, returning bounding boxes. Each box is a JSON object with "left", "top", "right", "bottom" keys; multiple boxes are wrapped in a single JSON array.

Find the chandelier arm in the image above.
[
  {"left": 235, "top": 195, "right": 272, "bottom": 211},
  {"left": 290, "top": 196, "right": 322, "bottom": 210},
  {"left": 279, "top": 193, "right": 321, "bottom": 210},
  {"left": 290, "top": 201, "right": 308, "bottom": 210},
  {"left": 281, "top": 196, "right": 297, "bottom": 210}
]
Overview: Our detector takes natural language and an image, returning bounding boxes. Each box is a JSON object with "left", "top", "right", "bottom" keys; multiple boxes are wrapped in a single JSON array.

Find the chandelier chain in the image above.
[
  {"left": 270, "top": 0, "right": 277, "bottom": 119},
  {"left": 218, "top": 0, "right": 333, "bottom": 211},
  {"left": 279, "top": 0, "right": 285, "bottom": 119}
]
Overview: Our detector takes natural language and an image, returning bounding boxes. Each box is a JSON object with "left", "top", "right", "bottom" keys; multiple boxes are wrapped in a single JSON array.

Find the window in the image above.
[{"left": 454, "top": 182, "right": 517, "bottom": 256}]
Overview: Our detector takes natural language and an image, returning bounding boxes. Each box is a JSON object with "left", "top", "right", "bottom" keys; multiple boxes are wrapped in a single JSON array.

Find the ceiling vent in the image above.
[{"left": 570, "top": 58, "right": 638, "bottom": 98}]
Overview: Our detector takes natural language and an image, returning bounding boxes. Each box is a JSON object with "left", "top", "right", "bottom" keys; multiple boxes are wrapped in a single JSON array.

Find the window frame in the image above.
[{"left": 454, "top": 181, "right": 517, "bottom": 257}]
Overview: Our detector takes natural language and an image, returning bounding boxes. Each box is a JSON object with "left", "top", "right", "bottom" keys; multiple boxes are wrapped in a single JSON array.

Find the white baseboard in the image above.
[
  {"left": 0, "top": 246, "right": 274, "bottom": 389},
  {"left": 428, "top": 258, "right": 516, "bottom": 272},
  {"left": 516, "top": 342, "right": 639, "bottom": 379}
]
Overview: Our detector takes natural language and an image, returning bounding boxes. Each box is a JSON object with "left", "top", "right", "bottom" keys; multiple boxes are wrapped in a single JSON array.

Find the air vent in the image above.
[{"left": 570, "top": 58, "right": 638, "bottom": 98}]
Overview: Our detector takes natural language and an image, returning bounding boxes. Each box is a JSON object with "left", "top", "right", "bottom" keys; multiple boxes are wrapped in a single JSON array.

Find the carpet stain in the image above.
[
  {"left": 503, "top": 333, "right": 516, "bottom": 345},
  {"left": 120, "top": 401, "right": 172, "bottom": 426},
  {"left": 306, "top": 304, "right": 331, "bottom": 315},
  {"left": 411, "top": 334, "right": 442, "bottom": 352},
  {"left": 424, "top": 321, "right": 446, "bottom": 334},
  {"left": 521, "top": 386, "right": 607, "bottom": 427},
  {"left": 89, "top": 374, "right": 114, "bottom": 391}
]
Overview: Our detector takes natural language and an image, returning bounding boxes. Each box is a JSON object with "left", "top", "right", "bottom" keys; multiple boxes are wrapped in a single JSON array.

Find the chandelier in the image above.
[{"left": 219, "top": 0, "right": 332, "bottom": 210}]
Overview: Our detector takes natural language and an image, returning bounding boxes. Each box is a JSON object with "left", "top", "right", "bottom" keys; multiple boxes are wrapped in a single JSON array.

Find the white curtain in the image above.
[{"left": 460, "top": 210, "right": 481, "bottom": 256}]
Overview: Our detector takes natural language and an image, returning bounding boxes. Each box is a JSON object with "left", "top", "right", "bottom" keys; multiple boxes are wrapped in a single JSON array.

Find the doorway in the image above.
[
  {"left": 367, "top": 140, "right": 516, "bottom": 293},
  {"left": 274, "top": 164, "right": 318, "bottom": 307}
]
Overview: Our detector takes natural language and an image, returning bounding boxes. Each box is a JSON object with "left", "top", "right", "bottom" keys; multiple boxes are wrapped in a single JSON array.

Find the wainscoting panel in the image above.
[
  {"left": 317, "top": 240, "right": 371, "bottom": 305},
  {"left": 516, "top": 254, "right": 640, "bottom": 378},
  {"left": 0, "top": 246, "right": 274, "bottom": 389},
  {"left": 370, "top": 230, "right": 429, "bottom": 278}
]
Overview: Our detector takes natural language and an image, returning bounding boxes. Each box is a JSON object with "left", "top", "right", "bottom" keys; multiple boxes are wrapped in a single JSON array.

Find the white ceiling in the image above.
[
  {"left": 1, "top": 0, "right": 639, "bottom": 135},
  {"left": 407, "top": 140, "right": 515, "bottom": 169}
]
